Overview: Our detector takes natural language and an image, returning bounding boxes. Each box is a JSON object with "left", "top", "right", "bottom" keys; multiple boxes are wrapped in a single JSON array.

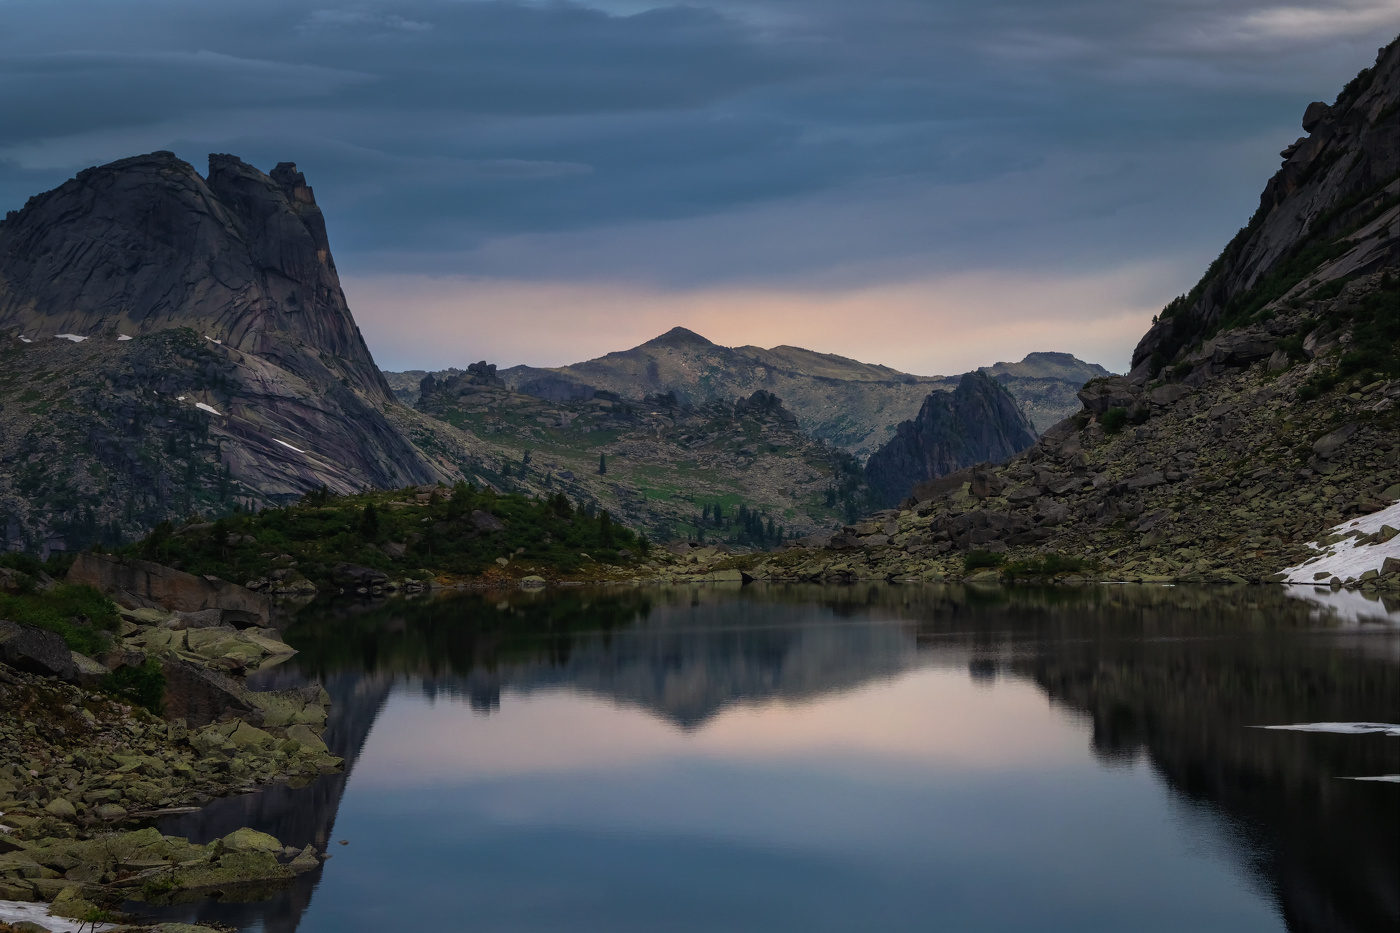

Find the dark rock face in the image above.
[
  {"left": 0, "top": 620, "right": 79, "bottom": 680},
  {"left": 865, "top": 371, "right": 1037, "bottom": 508},
  {"left": 0, "top": 152, "right": 443, "bottom": 547},
  {"left": 69, "top": 553, "right": 272, "bottom": 626},
  {"left": 1132, "top": 38, "right": 1400, "bottom": 376},
  {"left": 161, "top": 657, "right": 255, "bottom": 728},
  {"left": 0, "top": 152, "right": 386, "bottom": 399}
]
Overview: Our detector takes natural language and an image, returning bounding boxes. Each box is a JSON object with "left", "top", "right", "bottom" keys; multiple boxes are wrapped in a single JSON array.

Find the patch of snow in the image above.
[
  {"left": 0, "top": 899, "right": 119, "bottom": 931},
  {"left": 176, "top": 396, "right": 186, "bottom": 401},
  {"left": 1341, "top": 774, "right": 1400, "bottom": 782},
  {"left": 195, "top": 402, "right": 222, "bottom": 416},
  {"left": 204, "top": 335, "right": 222, "bottom": 345},
  {"left": 1254, "top": 722, "right": 1400, "bottom": 736},
  {"left": 273, "top": 438, "right": 307, "bottom": 453},
  {"left": 1283, "top": 584, "right": 1400, "bottom": 626},
  {"left": 18, "top": 336, "right": 31, "bottom": 343},
  {"left": 1280, "top": 499, "right": 1400, "bottom": 584},
  {"left": 117, "top": 333, "right": 132, "bottom": 341},
  {"left": 54, "top": 333, "right": 86, "bottom": 343}
]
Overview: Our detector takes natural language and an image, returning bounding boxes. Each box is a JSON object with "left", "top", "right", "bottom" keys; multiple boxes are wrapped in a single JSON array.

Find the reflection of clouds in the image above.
[{"left": 351, "top": 667, "right": 1084, "bottom": 786}]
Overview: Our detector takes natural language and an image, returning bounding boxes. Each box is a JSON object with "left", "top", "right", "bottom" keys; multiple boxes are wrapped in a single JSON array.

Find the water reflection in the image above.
[{"left": 144, "top": 584, "right": 1398, "bottom": 933}]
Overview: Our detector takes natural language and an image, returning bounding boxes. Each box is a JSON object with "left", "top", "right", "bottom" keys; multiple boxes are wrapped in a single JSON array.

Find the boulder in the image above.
[
  {"left": 43, "top": 798, "right": 77, "bottom": 821},
  {"left": 1077, "top": 377, "right": 1138, "bottom": 415},
  {"left": 0, "top": 567, "right": 30, "bottom": 594},
  {"left": 289, "top": 844, "right": 322, "bottom": 874},
  {"left": 1312, "top": 424, "right": 1357, "bottom": 459},
  {"left": 228, "top": 721, "right": 276, "bottom": 749},
  {"left": 1208, "top": 331, "right": 1277, "bottom": 366},
  {"left": 471, "top": 510, "right": 506, "bottom": 532},
  {"left": 159, "top": 658, "right": 254, "bottom": 728},
  {"left": 0, "top": 621, "right": 79, "bottom": 681},
  {"left": 969, "top": 468, "right": 1006, "bottom": 499},
  {"left": 286, "top": 723, "right": 329, "bottom": 754},
  {"left": 1301, "top": 100, "right": 1330, "bottom": 132},
  {"left": 329, "top": 563, "right": 388, "bottom": 587},
  {"left": 220, "top": 828, "right": 283, "bottom": 854},
  {"left": 1149, "top": 384, "right": 1191, "bottom": 407},
  {"left": 68, "top": 553, "right": 271, "bottom": 626}
]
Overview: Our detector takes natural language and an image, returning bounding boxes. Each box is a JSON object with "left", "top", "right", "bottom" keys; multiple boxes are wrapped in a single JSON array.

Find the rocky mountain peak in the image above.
[
  {"left": 643, "top": 326, "right": 715, "bottom": 348},
  {"left": 0, "top": 150, "right": 390, "bottom": 403},
  {"left": 863, "top": 371, "right": 1037, "bottom": 508}
]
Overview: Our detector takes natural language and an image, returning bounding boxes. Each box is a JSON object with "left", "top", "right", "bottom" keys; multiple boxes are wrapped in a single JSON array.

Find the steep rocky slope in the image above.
[
  {"left": 757, "top": 38, "right": 1400, "bottom": 587},
  {"left": 389, "top": 334, "right": 1107, "bottom": 458},
  {"left": 0, "top": 153, "right": 443, "bottom": 552},
  {"left": 864, "top": 371, "right": 1037, "bottom": 508}
]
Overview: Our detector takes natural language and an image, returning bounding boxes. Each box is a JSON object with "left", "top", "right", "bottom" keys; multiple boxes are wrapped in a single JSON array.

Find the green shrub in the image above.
[
  {"left": 102, "top": 659, "right": 166, "bottom": 714},
  {"left": 0, "top": 584, "right": 119, "bottom": 655},
  {"left": 964, "top": 550, "right": 1005, "bottom": 571},
  {"left": 1100, "top": 407, "right": 1129, "bottom": 435},
  {"left": 1002, "top": 554, "right": 1091, "bottom": 580}
]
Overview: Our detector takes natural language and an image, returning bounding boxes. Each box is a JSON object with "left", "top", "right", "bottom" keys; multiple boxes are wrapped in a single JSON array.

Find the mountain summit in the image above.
[
  {"left": 0, "top": 152, "right": 440, "bottom": 550},
  {"left": 0, "top": 151, "right": 390, "bottom": 401}
]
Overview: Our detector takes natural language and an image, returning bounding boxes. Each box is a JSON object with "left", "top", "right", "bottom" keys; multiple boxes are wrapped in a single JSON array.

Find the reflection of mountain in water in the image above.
[
  {"left": 147, "top": 584, "right": 1396, "bottom": 933},
  {"left": 428, "top": 597, "right": 919, "bottom": 728}
]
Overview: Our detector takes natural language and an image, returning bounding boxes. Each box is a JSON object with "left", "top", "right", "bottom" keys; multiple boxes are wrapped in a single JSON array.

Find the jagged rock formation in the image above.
[
  {"left": 760, "top": 37, "right": 1400, "bottom": 586},
  {"left": 386, "top": 331, "right": 1106, "bottom": 457},
  {"left": 0, "top": 152, "right": 444, "bottom": 551},
  {"left": 1133, "top": 42, "right": 1400, "bottom": 377},
  {"left": 864, "top": 372, "right": 1037, "bottom": 508},
  {"left": 0, "top": 152, "right": 388, "bottom": 398}
]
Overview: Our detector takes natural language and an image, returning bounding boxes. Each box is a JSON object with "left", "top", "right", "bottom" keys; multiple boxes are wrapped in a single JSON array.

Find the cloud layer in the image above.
[{"left": 2, "top": 0, "right": 1396, "bottom": 372}]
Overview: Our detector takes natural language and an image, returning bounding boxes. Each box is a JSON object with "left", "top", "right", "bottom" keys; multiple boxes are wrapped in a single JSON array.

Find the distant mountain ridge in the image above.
[{"left": 386, "top": 333, "right": 1109, "bottom": 458}]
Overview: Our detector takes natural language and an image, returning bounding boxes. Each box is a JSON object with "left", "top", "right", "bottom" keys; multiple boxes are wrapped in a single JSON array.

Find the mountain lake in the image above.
[{"left": 126, "top": 583, "right": 1398, "bottom": 933}]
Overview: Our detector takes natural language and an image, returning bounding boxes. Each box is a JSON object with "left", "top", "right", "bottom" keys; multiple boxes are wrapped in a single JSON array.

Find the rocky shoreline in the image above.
[{"left": 0, "top": 556, "right": 344, "bottom": 932}]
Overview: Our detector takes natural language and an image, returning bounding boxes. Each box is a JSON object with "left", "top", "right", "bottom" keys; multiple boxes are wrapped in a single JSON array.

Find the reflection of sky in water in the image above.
[{"left": 296, "top": 668, "right": 1284, "bottom": 933}]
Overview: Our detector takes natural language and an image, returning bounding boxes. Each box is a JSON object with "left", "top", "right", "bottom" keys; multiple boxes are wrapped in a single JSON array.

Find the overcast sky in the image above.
[{"left": 2, "top": 1, "right": 1397, "bottom": 374}]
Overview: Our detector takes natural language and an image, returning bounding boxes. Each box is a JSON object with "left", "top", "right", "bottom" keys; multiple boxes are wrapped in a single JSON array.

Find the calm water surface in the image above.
[{"left": 145, "top": 584, "right": 1399, "bottom": 933}]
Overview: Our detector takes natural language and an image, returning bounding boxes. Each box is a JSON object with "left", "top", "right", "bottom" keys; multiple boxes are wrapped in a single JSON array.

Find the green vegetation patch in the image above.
[
  {"left": 0, "top": 582, "right": 120, "bottom": 655},
  {"left": 963, "top": 550, "right": 1005, "bottom": 571},
  {"left": 1001, "top": 554, "right": 1093, "bottom": 580},
  {"left": 122, "top": 481, "right": 647, "bottom": 586},
  {"left": 101, "top": 659, "right": 167, "bottom": 714}
]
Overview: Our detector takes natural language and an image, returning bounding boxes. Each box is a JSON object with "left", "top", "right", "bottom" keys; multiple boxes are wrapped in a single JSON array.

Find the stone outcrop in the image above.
[
  {"left": 68, "top": 553, "right": 271, "bottom": 627},
  {"left": 0, "top": 621, "right": 78, "bottom": 681},
  {"left": 864, "top": 372, "right": 1038, "bottom": 508},
  {"left": 0, "top": 152, "right": 446, "bottom": 551},
  {"left": 0, "top": 152, "right": 385, "bottom": 399},
  {"left": 1131, "top": 38, "right": 1400, "bottom": 377}
]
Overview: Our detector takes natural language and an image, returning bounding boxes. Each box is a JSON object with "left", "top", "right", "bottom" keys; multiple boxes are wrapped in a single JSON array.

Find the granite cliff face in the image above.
[
  {"left": 0, "top": 152, "right": 442, "bottom": 552},
  {"left": 0, "top": 151, "right": 389, "bottom": 398},
  {"left": 864, "top": 372, "right": 1037, "bottom": 508},
  {"left": 1133, "top": 40, "right": 1400, "bottom": 377}
]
